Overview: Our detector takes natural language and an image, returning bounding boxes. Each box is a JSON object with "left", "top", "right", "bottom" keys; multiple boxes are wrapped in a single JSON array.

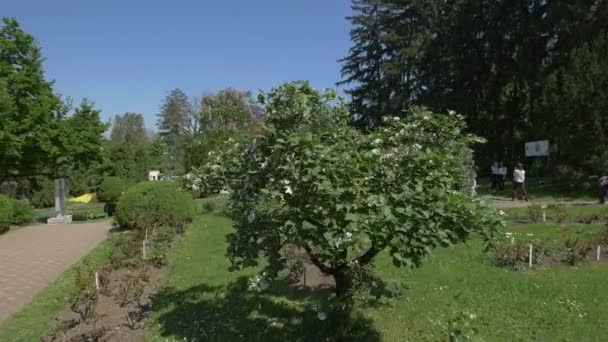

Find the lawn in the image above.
[
  {"left": 477, "top": 177, "right": 597, "bottom": 204},
  {"left": 33, "top": 202, "right": 107, "bottom": 223},
  {"left": 147, "top": 214, "right": 608, "bottom": 341},
  {"left": 0, "top": 232, "right": 125, "bottom": 341}
]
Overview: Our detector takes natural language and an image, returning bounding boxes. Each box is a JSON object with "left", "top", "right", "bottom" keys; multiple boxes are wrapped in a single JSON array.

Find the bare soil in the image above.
[{"left": 42, "top": 265, "right": 166, "bottom": 342}]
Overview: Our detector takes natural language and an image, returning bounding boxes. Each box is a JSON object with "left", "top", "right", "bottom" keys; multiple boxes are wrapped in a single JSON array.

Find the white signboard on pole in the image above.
[{"left": 525, "top": 140, "right": 549, "bottom": 157}]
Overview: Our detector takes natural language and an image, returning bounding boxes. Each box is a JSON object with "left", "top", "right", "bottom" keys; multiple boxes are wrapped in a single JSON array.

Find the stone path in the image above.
[{"left": 0, "top": 221, "right": 112, "bottom": 323}]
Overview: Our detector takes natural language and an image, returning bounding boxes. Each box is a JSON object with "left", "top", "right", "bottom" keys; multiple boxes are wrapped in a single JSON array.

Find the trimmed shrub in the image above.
[
  {"left": 0, "top": 195, "right": 12, "bottom": 234},
  {"left": 10, "top": 199, "right": 34, "bottom": 225},
  {"left": 115, "top": 181, "right": 196, "bottom": 231},
  {"left": 97, "top": 177, "right": 126, "bottom": 217}
]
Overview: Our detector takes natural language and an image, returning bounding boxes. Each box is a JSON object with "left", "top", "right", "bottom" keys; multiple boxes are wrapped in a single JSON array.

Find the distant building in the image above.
[{"left": 148, "top": 170, "right": 161, "bottom": 181}]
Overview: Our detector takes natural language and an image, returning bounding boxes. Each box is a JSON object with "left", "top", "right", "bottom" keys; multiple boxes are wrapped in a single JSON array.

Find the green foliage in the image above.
[
  {"left": 487, "top": 232, "right": 543, "bottom": 269},
  {"left": 97, "top": 176, "right": 126, "bottom": 203},
  {"left": 110, "top": 112, "right": 147, "bottom": 145},
  {"left": 102, "top": 143, "right": 150, "bottom": 185},
  {"left": 444, "top": 311, "right": 479, "bottom": 342},
  {"left": 30, "top": 178, "right": 55, "bottom": 208},
  {"left": 340, "top": 1, "right": 607, "bottom": 167},
  {"left": 157, "top": 88, "right": 192, "bottom": 175},
  {"left": 10, "top": 199, "right": 34, "bottom": 225},
  {"left": 197, "top": 196, "right": 230, "bottom": 216},
  {"left": 561, "top": 237, "right": 593, "bottom": 266},
  {"left": 191, "top": 81, "right": 502, "bottom": 315},
  {"left": 115, "top": 181, "right": 196, "bottom": 231},
  {"left": 148, "top": 225, "right": 177, "bottom": 267},
  {"left": 70, "top": 260, "right": 98, "bottom": 323},
  {"left": 527, "top": 204, "right": 544, "bottom": 223},
  {"left": 198, "top": 88, "right": 261, "bottom": 135},
  {"left": 0, "top": 17, "right": 63, "bottom": 179},
  {"left": 71, "top": 209, "right": 106, "bottom": 222},
  {"left": 0, "top": 194, "right": 12, "bottom": 234}
]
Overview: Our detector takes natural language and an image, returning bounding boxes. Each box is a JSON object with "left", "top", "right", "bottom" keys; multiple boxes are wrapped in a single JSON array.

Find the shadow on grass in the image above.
[{"left": 150, "top": 277, "right": 381, "bottom": 341}]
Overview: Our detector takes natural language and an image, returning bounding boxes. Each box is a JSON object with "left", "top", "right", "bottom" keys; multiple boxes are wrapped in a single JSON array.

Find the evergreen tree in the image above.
[
  {"left": 157, "top": 88, "right": 191, "bottom": 175},
  {"left": 0, "top": 17, "right": 62, "bottom": 180}
]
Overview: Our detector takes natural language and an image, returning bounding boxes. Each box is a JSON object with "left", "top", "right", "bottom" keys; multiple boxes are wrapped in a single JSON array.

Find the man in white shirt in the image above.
[{"left": 512, "top": 163, "right": 529, "bottom": 201}]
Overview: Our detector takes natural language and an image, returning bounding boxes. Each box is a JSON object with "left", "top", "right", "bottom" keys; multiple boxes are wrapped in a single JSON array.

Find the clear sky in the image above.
[{"left": 3, "top": 0, "right": 353, "bottom": 129}]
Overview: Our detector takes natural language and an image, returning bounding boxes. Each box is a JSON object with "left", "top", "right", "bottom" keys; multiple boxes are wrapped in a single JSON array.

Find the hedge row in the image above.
[{"left": 0, "top": 194, "right": 35, "bottom": 234}]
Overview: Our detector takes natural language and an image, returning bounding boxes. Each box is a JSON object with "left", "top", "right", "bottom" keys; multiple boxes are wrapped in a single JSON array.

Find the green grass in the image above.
[
  {"left": 0, "top": 232, "right": 123, "bottom": 341},
  {"left": 147, "top": 215, "right": 608, "bottom": 341},
  {"left": 33, "top": 202, "right": 107, "bottom": 223},
  {"left": 504, "top": 204, "right": 608, "bottom": 222},
  {"left": 478, "top": 177, "right": 597, "bottom": 203}
]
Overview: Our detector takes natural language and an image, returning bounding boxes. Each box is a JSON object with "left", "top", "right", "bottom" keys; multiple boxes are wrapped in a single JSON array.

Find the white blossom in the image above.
[
  {"left": 247, "top": 212, "right": 256, "bottom": 223},
  {"left": 284, "top": 185, "right": 293, "bottom": 195},
  {"left": 373, "top": 138, "right": 383, "bottom": 145}
]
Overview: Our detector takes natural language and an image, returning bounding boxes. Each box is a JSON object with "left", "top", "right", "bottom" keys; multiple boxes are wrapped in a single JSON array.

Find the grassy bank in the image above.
[{"left": 147, "top": 215, "right": 608, "bottom": 341}]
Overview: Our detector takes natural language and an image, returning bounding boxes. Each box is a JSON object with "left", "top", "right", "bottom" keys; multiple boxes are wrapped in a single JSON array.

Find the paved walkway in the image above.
[{"left": 0, "top": 221, "right": 112, "bottom": 323}]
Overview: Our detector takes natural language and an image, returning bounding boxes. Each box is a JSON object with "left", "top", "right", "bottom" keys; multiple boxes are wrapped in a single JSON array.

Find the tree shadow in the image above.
[{"left": 150, "top": 277, "right": 382, "bottom": 341}]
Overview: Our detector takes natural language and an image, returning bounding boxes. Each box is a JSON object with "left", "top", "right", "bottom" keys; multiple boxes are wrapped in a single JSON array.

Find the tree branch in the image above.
[
  {"left": 356, "top": 244, "right": 383, "bottom": 266},
  {"left": 303, "top": 244, "right": 335, "bottom": 275}
]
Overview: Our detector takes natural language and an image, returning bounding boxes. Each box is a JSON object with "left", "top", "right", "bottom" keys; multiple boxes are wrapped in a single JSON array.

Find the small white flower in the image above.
[
  {"left": 281, "top": 179, "right": 291, "bottom": 185},
  {"left": 393, "top": 116, "right": 400, "bottom": 121},
  {"left": 499, "top": 210, "right": 506, "bottom": 216},
  {"left": 317, "top": 312, "right": 327, "bottom": 321},
  {"left": 448, "top": 110, "right": 456, "bottom": 116},
  {"left": 284, "top": 185, "right": 293, "bottom": 195},
  {"left": 373, "top": 138, "right": 383, "bottom": 145},
  {"left": 247, "top": 212, "right": 256, "bottom": 223},
  {"left": 423, "top": 115, "right": 430, "bottom": 120}
]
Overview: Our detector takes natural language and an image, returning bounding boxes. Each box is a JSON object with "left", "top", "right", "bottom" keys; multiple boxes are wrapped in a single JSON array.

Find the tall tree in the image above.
[
  {"left": 340, "top": 0, "right": 608, "bottom": 169},
  {"left": 157, "top": 88, "right": 191, "bottom": 174},
  {"left": 110, "top": 112, "right": 147, "bottom": 145},
  {"left": 338, "top": 0, "right": 393, "bottom": 127},
  {"left": 0, "top": 17, "right": 63, "bottom": 180},
  {"left": 198, "top": 88, "right": 261, "bottom": 135}
]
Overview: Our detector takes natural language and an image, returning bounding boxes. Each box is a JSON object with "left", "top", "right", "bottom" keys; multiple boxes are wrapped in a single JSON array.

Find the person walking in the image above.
[
  {"left": 599, "top": 172, "right": 608, "bottom": 204},
  {"left": 512, "top": 163, "right": 529, "bottom": 201}
]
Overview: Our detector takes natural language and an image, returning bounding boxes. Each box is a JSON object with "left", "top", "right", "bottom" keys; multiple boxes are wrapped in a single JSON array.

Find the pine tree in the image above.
[
  {"left": 339, "top": 0, "right": 394, "bottom": 127},
  {"left": 0, "top": 17, "right": 63, "bottom": 180},
  {"left": 157, "top": 88, "right": 191, "bottom": 175}
]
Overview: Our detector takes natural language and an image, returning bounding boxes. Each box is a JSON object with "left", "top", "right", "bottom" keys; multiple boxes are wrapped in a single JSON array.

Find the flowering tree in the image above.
[{"left": 189, "top": 81, "right": 502, "bottom": 328}]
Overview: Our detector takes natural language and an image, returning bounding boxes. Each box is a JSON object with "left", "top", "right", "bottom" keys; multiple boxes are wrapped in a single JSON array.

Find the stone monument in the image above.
[{"left": 47, "top": 178, "right": 72, "bottom": 224}]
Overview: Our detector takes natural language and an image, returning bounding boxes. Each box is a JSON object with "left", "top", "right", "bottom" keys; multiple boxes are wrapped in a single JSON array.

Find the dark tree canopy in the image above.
[{"left": 340, "top": 0, "right": 608, "bottom": 170}]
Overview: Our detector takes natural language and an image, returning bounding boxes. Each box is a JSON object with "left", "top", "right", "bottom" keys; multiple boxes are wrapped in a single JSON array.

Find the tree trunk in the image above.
[{"left": 332, "top": 268, "right": 353, "bottom": 340}]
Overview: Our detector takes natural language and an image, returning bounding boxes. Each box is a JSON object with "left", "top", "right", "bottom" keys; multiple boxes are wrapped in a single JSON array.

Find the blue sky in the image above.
[{"left": 4, "top": 0, "right": 353, "bottom": 129}]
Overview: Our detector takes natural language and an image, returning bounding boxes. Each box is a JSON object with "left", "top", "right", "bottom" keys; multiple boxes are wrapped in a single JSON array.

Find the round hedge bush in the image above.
[
  {"left": 115, "top": 181, "right": 196, "bottom": 231},
  {"left": 0, "top": 195, "right": 13, "bottom": 234}
]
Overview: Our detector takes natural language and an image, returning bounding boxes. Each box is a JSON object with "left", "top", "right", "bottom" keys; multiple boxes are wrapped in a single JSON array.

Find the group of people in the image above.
[
  {"left": 490, "top": 161, "right": 529, "bottom": 201},
  {"left": 488, "top": 161, "right": 608, "bottom": 204}
]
